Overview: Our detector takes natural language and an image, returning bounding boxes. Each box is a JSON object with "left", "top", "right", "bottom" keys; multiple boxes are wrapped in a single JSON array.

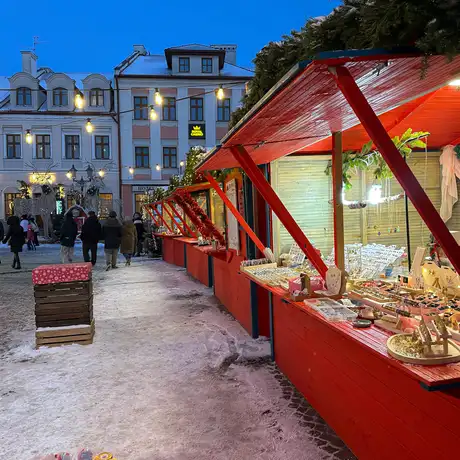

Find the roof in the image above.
[
  {"left": 198, "top": 49, "right": 460, "bottom": 171},
  {"left": 165, "top": 44, "right": 225, "bottom": 69}
]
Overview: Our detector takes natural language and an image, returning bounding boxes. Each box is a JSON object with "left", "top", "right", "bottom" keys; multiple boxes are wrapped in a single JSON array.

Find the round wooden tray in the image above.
[{"left": 387, "top": 334, "right": 460, "bottom": 365}]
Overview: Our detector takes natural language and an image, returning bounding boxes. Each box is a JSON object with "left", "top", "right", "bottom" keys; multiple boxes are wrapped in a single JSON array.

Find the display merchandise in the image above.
[{"left": 305, "top": 298, "right": 358, "bottom": 322}]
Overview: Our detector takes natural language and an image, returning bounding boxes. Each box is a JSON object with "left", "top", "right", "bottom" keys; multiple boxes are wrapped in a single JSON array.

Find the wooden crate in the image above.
[
  {"left": 35, "top": 321, "right": 95, "bottom": 348},
  {"left": 34, "top": 280, "right": 92, "bottom": 304}
]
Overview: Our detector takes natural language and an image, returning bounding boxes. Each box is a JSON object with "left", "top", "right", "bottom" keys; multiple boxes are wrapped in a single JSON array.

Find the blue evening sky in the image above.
[{"left": 0, "top": 0, "right": 340, "bottom": 76}]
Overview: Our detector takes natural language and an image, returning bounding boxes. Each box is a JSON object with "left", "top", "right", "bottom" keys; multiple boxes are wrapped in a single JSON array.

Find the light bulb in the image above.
[
  {"left": 154, "top": 88, "right": 163, "bottom": 105},
  {"left": 368, "top": 184, "right": 382, "bottom": 205},
  {"left": 216, "top": 85, "right": 224, "bottom": 100},
  {"left": 180, "top": 161, "right": 185, "bottom": 167},
  {"left": 129, "top": 167, "right": 134, "bottom": 175},
  {"left": 85, "top": 118, "right": 93, "bottom": 133},
  {"left": 449, "top": 79, "right": 460, "bottom": 87},
  {"left": 31, "top": 173, "right": 37, "bottom": 182},
  {"left": 98, "top": 169, "right": 105, "bottom": 178},
  {"left": 149, "top": 106, "right": 158, "bottom": 120},
  {"left": 66, "top": 172, "right": 72, "bottom": 180},
  {"left": 75, "top": 94, "right": 84, "bottom": 109},
  {"left": 25, "top": 130, "right": 33, "bottom": 144},
  {"left": 156, "top": 164, "right": 161, "bottom": 171}
]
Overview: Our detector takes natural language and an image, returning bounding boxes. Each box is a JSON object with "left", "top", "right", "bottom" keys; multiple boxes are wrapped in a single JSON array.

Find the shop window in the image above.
[
  {"left": 95, "top": 135, "right": 110, "bottom": 159},
  {"left": 217, "top": 98, "right": 231, "bottom": 122},
  {"left": 134, "top": 96, "right": 148, "bottom": 120},
  {"left": 66, "top": 196, "right": 75, "bottom": 211},
  {"left": 36, "top": 134, "right": 51, "bottom": 159},
  {"left": 163, "top": 146, "right": 177, "bottom": 168},
  {"left": 90, "top": 88, "right": 104, "bottom": 106},
  {"left": 4, "top": 192, "right": 21, "bottom": 218},
  {"left": 190, "top": 97, "right": 203, "bottom": 121},
  {"left": 65, "top": 135, "right": 80, "bottom": 159},
  {"left": 6, "top": 134, "right": 21, "bottom": 159},
  {"left": 99, "top": 193, "right": 113, "bottom": 218},
  {"left": 53, "top": 88, "right": 68, "bottom": 106},
  {"left": 135, "top": 146, "right": 150, "bottom": 168},
  {"left": 17, "top": 87, "right": 32, "bottom": 106},
  {"left": 162, "top": 97, "right": 176, "bottom": 121},
  {"left": 179, "top": 57, "right": 190, "bottom": 73},
  {"left": 135, "top": 193, "right": 148, "bottom": 214}
]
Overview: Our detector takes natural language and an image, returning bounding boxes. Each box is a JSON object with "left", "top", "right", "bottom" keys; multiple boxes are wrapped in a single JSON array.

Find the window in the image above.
[
  {"left": 65, "top": 135, "right": 80, "bottom": 159},
  {"left": 6, "top": 134, "right": 21, "bottom": 159},
  {"left": 162, "top": 97, "right": 176, "bottom": 121},
  {"left": 90, "top": 88, "right": 104, "bottom": 106},
  {"left": 135, "top": 146, "right": 149, "bottom": 168},
  {"left": 36, "top": 134, "right": 51, "bottom": 159},
  {"left": 99, "top": 193, "right": 113, "bottom": 218},
  {"left": 163, "top": 146, "right": 177, "bottom": 168},
  {"left": 17, "top": 87, "right": 32, "bottom": 106},
  {"left": 135, "top": 193, "right": 147, "bottom": 215},
  {"left": 217, "top": 98, "right": 231, "bottom": 122},
  {"left": 202, "top": 58, "right": 213, "bottom": 73},
  {"left": 53, "top": 88, "right": 68, "bottom": 106},
  {"left": 179, "top": 57, "right": 190, "bottom": 73},
  {"left": 134, "top": 96, "right": 148, "bottom": 120},
  {"left": 95, "top": 135, "right": 110, "bottom": 159},
  {"left": 4, "top": 193, "right": 21, "bottom": 218},
  {"left": 190, "top": 97, "right": 204, "bottom": 121}
]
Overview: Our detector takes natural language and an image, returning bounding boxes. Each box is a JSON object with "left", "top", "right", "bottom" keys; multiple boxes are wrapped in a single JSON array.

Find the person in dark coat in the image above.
[
  {"left": 80, "top": 211, "right": 102, "bottom": 266},
  {"left": 0, "top": 220, "right": 4, "bottom": 265},
  {"left": 133, "top": 212, "right": 145, "bottom": 257},
  {"left": 3, "top": 216, "right": 25, "bottom": 269},
  {"left": 101, "top": 210, "right": 122, "bottom": 270},
  {"left": 120, "top": 217, "right": 138, "bottom": 266},
  {"left": 60, "top": 212, "right": 78, "bottom": 263}
]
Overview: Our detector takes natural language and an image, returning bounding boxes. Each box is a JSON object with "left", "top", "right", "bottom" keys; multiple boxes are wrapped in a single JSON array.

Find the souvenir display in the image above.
[{"left": 305, "top": 298, "right": 358, "bottom": 322}]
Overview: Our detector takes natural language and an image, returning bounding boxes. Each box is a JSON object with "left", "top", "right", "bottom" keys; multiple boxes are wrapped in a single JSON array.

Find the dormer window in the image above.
[
  {"left": 179, "top": 57, "right": 190, "bottom": 73},
  {"left": 202, "top": 58, "right": 213, "bottom": 73},
  {"left": 90, "top": 88, "right": 104, "bottom": 107},
  {"left": 53, "top": 88, "right": 68, "bottom": 106},
  {"left": 17, "top": 87, "right": 32, "bottom": 106}
]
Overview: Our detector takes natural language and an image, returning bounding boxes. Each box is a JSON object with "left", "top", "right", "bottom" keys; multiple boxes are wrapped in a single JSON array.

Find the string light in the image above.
[
  {"left": 179, "top": 161, "right": 185, "bottom": 167},
  {"left": 98, "top": 169, "right": 105, "bottom": 178},
  {"left": 66, "top": 171, "right": 72, "bottom": 179},
  {"left": 368, "top": 184, "right": 383, "bottom": 205},
  {"left": 149, "top": 106, "right": 158, "bottom": 120},
  {"left": 75, "top": 94, "right": 84, "bottom": 109},
  {"left": 128, "top": 167, "right": 134, "bottom": 175},
  {"left": 154, "top": 88, "right": 163, "bottom": 106},
  {"left": 216, "top": 85, "right": 224, "bottom": 100},
  {"left": 156, "top": 164, "right": 161, "bottom": 171},
  {"left": 25, "top": 130, "right": 33, "bottom": 144},
  {"left": 85, "top": 118, "right": 93, "bottom": 133}
]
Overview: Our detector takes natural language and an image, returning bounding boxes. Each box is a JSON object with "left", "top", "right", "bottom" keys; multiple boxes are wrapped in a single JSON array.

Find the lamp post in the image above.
[
  {"left": 179, "top": 160, "right": 185, "bottom": 177},
  {"left": 66, "top": 164, "right": 95, "bottom": 206}
]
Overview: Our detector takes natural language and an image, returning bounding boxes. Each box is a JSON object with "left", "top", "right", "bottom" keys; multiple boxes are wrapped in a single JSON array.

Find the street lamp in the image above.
[
  {"left": 179, "top": 160, "right": 185, "bottom": 176},
  {"left": 66, "top": 164, "right": 99, "bottom": 206},
  {"left": 155, "top": 164, "right": 161, "bottom": 171}
]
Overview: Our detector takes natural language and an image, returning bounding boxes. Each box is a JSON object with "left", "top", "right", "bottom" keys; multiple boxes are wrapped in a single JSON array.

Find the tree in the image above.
[{"left": 231, "top": 0, "right": 460, "bottom": 128}]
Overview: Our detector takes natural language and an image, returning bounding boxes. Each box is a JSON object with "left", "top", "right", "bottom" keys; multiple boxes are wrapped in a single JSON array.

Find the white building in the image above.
[
  {"left": 114, "top": 44, "right": 252, "bottom": 216},
  {"left": 0, "top": 51, "right": 119, "bottom": 224}
]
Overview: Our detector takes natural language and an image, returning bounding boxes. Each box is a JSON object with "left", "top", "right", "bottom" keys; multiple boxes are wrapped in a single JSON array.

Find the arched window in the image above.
[
  {"left": 53, "top": 87, "right": 68, "bottom": 106},
  {"left": 90, "top": 88, "right": 104, "bottom": 107},
  {"left": 17, "top": 87, "right": 32, "bottom": 106}
]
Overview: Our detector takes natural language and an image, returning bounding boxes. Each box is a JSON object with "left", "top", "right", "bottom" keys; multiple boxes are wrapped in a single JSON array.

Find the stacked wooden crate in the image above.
[{"left": 32, "top": 263, "right": 94, "bottom": 348}]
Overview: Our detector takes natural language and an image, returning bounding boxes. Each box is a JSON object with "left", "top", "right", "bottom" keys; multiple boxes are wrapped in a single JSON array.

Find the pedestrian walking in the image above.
[
  {"left": 26, "top": 221, "right": 36, "bottom": 250},
  {"left": 133, "top": 212, "right": 145, "bottom": 257},
  {"left": 80, "top": 211, "right": 101, "bottom": 266},
  {"left": 20, "top": 214, "right": 32, "bottom": 250},
  {"left": 60, "top": 212, "right": 78, "bottom": 264},
  {"left": 121, "top": 217, "right": 137, "bottom": 266},
  {"left": 3, "top": 216, "right": 25, "bottom": 269},
  {"left": 29, "top": 217, "right": 40, "bottom": 247},
  {"left": 101, "top": 210, "right": 122, "bottom": 271}
]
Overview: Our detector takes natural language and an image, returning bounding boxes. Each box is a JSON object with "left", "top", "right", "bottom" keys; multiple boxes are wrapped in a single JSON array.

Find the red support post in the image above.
[
  {"left": 204, "top": 172, "right": 266, "bottom": 254},
  {"left": 332, "top": 132, "right": 345, "bottom": 271},
  {"left": 163, "top": 201, "right": 186, "bottom": 235},
  {"left": 153, "top": 203, "right": 174, "bottom": 233},
  {"left": 330, "top": 65, "right": 460, "bottom": 273},
  {"left": 230, "top": 145, "right": 328, "bottom": 279},
  {"left": 168, "top": 198, "right": 198, "bottom": 238},
  {"left": 144, "top": 204, "right": 160, "bottom": 227}
]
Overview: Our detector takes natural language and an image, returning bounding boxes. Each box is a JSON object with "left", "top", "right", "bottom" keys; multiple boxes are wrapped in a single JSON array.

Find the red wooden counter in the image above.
[
  {"left": 184, "top": 243, "right": 214, "bottom": 287},
  {"left": 154, "top": 234, "right": 177, "bottom": 265}
]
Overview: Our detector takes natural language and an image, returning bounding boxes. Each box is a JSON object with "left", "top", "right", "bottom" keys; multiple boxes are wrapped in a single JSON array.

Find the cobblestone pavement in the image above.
[{"left": 0, "top": 245, "right": 356, "bottom": 459}]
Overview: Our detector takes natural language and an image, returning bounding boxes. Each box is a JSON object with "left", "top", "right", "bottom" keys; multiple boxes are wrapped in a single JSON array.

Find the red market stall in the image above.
[{"left": 197, "top": 49, "right": 460, "bottom": 460}]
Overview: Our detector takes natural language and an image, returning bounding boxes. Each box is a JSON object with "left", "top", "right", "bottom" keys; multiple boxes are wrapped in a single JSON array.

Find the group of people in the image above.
[
  {"left": 60, "top": 211, "right": 146, "bottom": 271},
  {"left": 0, "top": 214, "right": 40, "bottom": 269}
]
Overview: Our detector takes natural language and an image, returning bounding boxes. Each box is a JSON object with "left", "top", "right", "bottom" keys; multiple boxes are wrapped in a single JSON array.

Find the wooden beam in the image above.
[
  {"left": 230, "top": 145, "right": 328, "bottom": 279},
  {"left": 169, "top": 199, "right": 198, "bottom": 238},
  {"left": 330, "top": 65, "right": 460, "bottom": 274},
  {"left": 162, "top": 201, "right": 185, "bottom": 235},
  {"left": 152, "top": 203, "right": 174, "bottom": 234},
  {"left": 332, "top": 131, "right": 345, "bottom": 271},
  {"left": 144, "top": 204, "right": 160, "bottom": 226}
]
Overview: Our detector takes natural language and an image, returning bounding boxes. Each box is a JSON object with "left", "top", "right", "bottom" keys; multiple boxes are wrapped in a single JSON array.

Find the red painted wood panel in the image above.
[
  {"left": 273, "top": 296, "right": 460, "bottom": 460},
  {"left": 186, "top": 245, "right": 210, "bottom": 287},
  {"left": 173, "top": 239, "right": 185, "bottom": 267},
  {"left": 162, "top": 238, "right": 175, "bottom": 265},
  {"left": 257, "top": 286, "right": 270, "bottom": 337}
]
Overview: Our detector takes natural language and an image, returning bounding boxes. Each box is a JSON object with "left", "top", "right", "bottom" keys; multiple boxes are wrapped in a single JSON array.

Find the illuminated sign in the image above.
[{"left": 189, "top": 123, "right": 206, "bottom": 139}]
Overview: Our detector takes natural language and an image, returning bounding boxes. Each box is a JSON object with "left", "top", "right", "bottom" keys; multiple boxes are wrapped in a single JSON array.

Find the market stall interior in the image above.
[{"left": 194, "top": 49, "right": 460, "bottom": 460}]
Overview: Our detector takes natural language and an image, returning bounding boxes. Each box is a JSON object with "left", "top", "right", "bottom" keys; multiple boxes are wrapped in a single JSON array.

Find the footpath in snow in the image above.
[{"left": 0, "top": 256, "right": 354, "bottom": 459}]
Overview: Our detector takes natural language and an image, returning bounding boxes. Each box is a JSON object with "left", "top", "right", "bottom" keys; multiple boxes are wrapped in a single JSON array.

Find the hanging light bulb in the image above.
[
  {"left": 66, "top": 171, "right": 73, "bottom": 180},
  {"left": 154, "top": 88, "right": 163, "bottom": 105},
  {"left": 368, "top": 184, "right": 382, "bottom": 205},
  {"left": 98, "top": 169, "right": 105, "bottom": 178},
  {"left": 449, "top": 79, "right": 460, "bottom": 87},
  {"left": 179, "top": 161, "right": 185, "bottom": 167},
  {"left": 149, "top": 106, "right": 158, "bottom": 120},
  {"left": 85, "top": 118, "right": 93, "bottom": 133},
  {"left": 75, "top": 93, "right": 84, "bottom": 109},
  {"left": 155, "top": 164, "right": 161, "bottom": 171},
  {"left": 128, "top": 167, "right": 134, "bottom": 175},
  {"left": 31, "top": 173, "right": 37, "bottom": 182},
  {"left": 25, "top": 130, "right": 33, "bottom": 145},
  {"left": 216, "top": 85, "right": 225, "bottom": 100}
]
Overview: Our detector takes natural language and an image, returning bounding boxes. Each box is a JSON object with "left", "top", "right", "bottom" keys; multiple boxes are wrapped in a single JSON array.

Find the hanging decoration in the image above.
[{"left": 440, "top": 144, "right": 460, "bottom": 222}]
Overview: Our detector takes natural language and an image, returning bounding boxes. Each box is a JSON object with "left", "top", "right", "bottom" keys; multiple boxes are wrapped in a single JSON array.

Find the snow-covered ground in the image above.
[{"left": 0, "top": 248, "right": 354, "bottom": 459}]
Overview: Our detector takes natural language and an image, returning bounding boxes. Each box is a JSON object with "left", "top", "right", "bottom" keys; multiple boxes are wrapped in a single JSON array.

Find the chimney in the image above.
[
  {"left": 133, "top": 44, "right": 147, "bottom": 55},
  {"left": 21, "top": 51, "right": 38, "bottom": 76},
  {"left": 211, "top": 44, "right": 237, "bottom": 65}
]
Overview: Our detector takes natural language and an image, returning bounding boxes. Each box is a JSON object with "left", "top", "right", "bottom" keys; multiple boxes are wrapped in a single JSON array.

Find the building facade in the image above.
[
  {"left": 0, "top": 51, "right": 119, "bottom": 223},
  {"left": 115, "top": 44, "right": 252, "bottom": 216}
]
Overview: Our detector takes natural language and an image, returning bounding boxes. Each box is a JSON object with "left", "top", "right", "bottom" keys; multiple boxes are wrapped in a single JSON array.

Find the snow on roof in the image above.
[
  {"left": 165, "top": 44, "right": 218, "bottom": 52},
  {"left": 120, "top": 54, "right": 171, "bottom": 76},
  {"left": 65, "top": 72, "right": 113, "bottom": 89},
  {"left": 221, "top": 62, "right": 254, "bottom": 78}
]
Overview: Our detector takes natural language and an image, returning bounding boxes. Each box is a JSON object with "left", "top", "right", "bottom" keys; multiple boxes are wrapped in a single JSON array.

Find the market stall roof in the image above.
[{"left": 198, "top": 49, "right": 460, "bottom": 171}]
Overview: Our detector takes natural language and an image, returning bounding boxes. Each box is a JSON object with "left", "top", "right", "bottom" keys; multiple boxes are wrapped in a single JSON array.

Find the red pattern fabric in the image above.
[{"left": 32, "top": 263, "right": 92, "bottom": 285}]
